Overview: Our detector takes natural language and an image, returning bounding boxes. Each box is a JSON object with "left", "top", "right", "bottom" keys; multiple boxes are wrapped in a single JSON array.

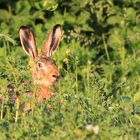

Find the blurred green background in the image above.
[{"left": 0, "top": 0, "right": 140, "bottom": 139}]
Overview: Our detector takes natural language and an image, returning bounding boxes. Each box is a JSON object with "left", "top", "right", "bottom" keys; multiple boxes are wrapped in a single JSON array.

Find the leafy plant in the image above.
[{"left": 0, "top": 0, "right": 140, "bottom": 139}]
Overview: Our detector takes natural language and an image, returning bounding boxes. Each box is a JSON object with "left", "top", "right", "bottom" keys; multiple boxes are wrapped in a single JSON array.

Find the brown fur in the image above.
[
  {"left": 19, "top": 25, "right": 61, "bottom": 103},
  {"left": 32, "top": 57, "right": 60, "bottom": 102}
]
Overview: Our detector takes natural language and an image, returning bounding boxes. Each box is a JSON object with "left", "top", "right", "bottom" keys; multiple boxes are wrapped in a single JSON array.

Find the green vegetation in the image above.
[{"left": 0, "top": 0, "right": 140, "bottom": 139}]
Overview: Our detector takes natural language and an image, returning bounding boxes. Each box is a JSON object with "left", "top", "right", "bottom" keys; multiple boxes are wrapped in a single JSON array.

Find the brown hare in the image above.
[{"left": 19, "top": 24, "right": 61, "bottom": 103}]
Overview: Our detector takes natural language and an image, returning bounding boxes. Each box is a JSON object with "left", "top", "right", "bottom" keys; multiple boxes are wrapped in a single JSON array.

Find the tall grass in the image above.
[
  {"left": 0, "top": 0, "right": 140, "bottom": 139},
  {"left": 0, "top": 38, "right": 139, "bottom": 139}
]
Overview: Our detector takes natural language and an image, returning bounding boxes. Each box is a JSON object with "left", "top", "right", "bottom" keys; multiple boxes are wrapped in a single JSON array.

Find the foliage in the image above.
[{"left": 0, "top": 0, "right": 140, "bottom": 139}]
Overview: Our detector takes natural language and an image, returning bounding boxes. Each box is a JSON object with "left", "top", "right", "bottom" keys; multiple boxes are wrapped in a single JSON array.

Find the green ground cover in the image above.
[{"left": 0, "top": 0, "right": 140, "bottom": 139}]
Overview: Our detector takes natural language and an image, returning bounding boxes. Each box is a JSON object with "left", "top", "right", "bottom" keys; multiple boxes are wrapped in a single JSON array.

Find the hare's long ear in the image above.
[
  {"left": 41, "top": 24, "right": 61, "bottom": 57},
  {"left": 19, "top": 26, "right": 38, "bottom": 61}
]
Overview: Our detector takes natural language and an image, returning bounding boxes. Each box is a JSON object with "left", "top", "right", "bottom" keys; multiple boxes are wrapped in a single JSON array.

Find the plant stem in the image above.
[
  {"left": 120, "top": 45, "right": 126, "bottom": 68},
  {"left": 87, "top": 61, "right": 90, "bottom": 95},
  {"left": 15, "top": 97, "right": 19, "bottom": 122},
  {"left": 0, "top": 97, "right": 4, "bottom": 120},
  {"left": 22, "top": 112, "right": 27, "bottom": 128},
  {"left": 75, "top": 63, "right": 78, "bottom": 94},
  {"left": 102, "top": 34, "right": 110, "bottom": 63}
]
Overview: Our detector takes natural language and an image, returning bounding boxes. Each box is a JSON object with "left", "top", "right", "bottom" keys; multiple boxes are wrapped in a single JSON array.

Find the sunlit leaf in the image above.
[
  {"left": 0, "top": 9, "right": 10, "bottom": 21},
  {"left": 107, "top": 15, "right": 122, "bottom": 25}
]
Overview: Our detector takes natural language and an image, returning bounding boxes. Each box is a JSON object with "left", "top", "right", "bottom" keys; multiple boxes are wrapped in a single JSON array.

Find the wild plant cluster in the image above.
[{"left": 0, "top": 0, "right": 140, "bottom": 139}]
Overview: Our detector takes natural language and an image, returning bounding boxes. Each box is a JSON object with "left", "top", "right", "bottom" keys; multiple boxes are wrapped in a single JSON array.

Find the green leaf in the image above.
[
  {"left": 106, "top": 0, "right": 114, "bottom": 6},
  {"left": 42, "top": 0, "right": 58, "bottom": 11},
  {"left": 107, "top": 31, "right": 124, "bottom": 49},
  {"left": 12, "top": 129, "right": 22, "bottom": 139},
  {"left": 133, "top": 92, "right": 140, "bottom": 102},
  {"left": 0, "top": 33, "right": 16, "bottom": 45},
  {"left": 125, "top": 8, "right": 136, "bottom": 21},
  {"left": 0, "top": 10, "right": 10, "bottom": 21},
  {"left": 107, "top": 15, "right": 122, "bottom": 25}
]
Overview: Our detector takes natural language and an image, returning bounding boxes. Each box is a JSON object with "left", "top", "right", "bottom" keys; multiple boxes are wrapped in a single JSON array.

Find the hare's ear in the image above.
[
  {"left": 19, "top": 26, "right": 38, "bottom": 61},
  {"left": 41, "top": 24, "right": 61, "bottom": 57}
]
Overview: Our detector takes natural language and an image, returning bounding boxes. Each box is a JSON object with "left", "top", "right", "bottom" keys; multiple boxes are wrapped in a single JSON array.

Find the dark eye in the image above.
[{"left": 37, "top": 62, "right": 43, "bottom": 68}]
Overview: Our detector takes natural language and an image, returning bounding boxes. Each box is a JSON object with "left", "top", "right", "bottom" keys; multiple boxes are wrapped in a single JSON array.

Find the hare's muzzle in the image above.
[{"left": 52, "top": 73, "right": 60, "bottom": 81}]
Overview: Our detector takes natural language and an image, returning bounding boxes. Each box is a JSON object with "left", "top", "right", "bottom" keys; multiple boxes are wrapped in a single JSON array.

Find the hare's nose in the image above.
[{"left": 52, "top": 74, "right": 60, "bottom": 80}]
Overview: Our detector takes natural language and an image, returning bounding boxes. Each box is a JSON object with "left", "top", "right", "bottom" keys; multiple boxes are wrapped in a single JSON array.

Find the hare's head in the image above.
[{"left": 19, "top": 25, "right": 61, "bottom": 86}]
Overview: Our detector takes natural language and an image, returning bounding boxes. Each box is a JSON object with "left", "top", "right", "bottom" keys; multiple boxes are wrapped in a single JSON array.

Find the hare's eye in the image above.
[{"left": 37, "top": 62, "right": 43, "bottom": 68}]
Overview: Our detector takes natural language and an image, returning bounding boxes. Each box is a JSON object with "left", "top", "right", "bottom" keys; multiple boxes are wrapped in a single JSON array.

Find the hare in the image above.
[{"left": 19, "top": 24, "right": 61, "bottom": 103}]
